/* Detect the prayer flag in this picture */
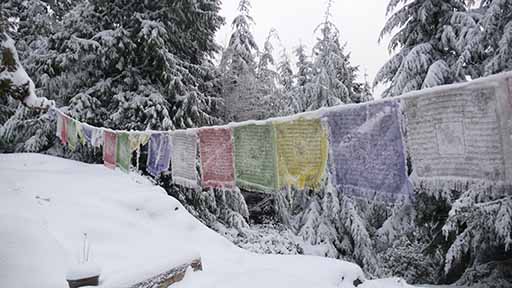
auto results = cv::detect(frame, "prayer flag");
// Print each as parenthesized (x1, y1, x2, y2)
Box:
(198, 127, 235, 189)
(233, 124, 278, 193)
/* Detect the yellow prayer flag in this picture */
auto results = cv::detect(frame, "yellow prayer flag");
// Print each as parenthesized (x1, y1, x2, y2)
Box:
(274, 118, 328, 190)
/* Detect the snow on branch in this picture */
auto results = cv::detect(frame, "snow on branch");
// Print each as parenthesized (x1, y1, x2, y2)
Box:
(0, 33, 54, 110)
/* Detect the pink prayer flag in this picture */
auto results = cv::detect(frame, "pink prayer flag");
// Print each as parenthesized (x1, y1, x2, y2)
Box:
(199, 127, 235, 189)
(61, 115, 69, 145)
(103, 130, 117, 169)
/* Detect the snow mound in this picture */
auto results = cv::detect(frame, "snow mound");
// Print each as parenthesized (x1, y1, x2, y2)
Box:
(0, 153, 406, 288)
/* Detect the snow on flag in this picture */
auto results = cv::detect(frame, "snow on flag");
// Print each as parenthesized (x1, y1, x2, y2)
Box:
(233, 124, 278, 193)
(198, 127, 235, 189)
(171, 130, 198, 188)
(326, 101, 411, 202)
(146, 133, 172, 177)
(274, 118, 328, 190)
(67, 119, 79, 151)
(116, 132, 131, 173)
(405, 83, 510, 183)
(103, 130, 117, 169)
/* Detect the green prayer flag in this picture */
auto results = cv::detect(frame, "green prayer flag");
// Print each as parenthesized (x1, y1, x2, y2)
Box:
(233, 124, 278, 193)
(67, 120, 78, 151)
(116, 132, 131, 173)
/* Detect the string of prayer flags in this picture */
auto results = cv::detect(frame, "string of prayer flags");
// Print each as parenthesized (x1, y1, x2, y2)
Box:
(198, 127, 235, 189)
(274, 118, 328, 190)
(147, 133, 172, 177)
(67, 119, 79, 151)
(103, 130, 117, 169)
(233, 124, 278, 193)
(171, 130, 198, 189)
(326, 101, 411, 202)
(116, 132, 131, 173)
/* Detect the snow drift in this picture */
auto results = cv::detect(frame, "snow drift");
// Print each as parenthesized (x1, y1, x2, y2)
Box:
(0, 153, 412, 288)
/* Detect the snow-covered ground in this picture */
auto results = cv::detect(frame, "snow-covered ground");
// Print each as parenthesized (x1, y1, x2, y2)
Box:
(0, 153, 413, 288)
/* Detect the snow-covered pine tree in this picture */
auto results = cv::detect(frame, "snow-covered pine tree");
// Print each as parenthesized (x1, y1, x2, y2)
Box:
(477, 0, 512, 75)
(360, 71, 374, 103)
(375, 0, 468, 97)
(220, 0, 261, 121)
(41, 0, 223, 131)
(256, 29, 280, 118)
(307, 0, 362, 110)
(278, 49, 294, 94)
(292, 43, 314, 113)
(256, 29, 278, 93)
(1, 0, 61, 151)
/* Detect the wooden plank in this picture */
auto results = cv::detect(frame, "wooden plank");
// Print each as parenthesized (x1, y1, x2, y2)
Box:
(130, 258, 202, 288)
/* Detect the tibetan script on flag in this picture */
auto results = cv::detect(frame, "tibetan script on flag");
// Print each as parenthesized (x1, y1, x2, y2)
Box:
(171, 131, 198, 188)
(233, 124, 278, 193)
(405, 84, 509, 182)
(199, 127, 235, 189)
(274, 118, 328, 190)
(326, 101, 411, 202)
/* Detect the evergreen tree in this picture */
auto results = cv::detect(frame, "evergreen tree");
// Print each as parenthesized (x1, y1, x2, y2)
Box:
(278, 49, 294, 92)
(1, 0, 65, 152)
(452, 0, 512, 76)
(220, 0, 261, 121)
(43, 0, 223, 131)
(307, 0, 362, 110)
(292, 43, 314, 113)
(375, 0, 467, 97)
(256, 29, 279, 117)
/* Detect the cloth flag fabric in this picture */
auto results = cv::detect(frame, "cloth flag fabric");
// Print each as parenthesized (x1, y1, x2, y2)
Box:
(147, 133, 172, 177)
(405, 82, 512, 184)
(67, 119, 78, 151)
(171, 131, 198, 188)
(78, 123, 94, 145)
(198, 127, 235, 189)
(129, 132, 150, 152)
(103, 130, 117, 169)
(274, 118, 328, 190)
(233, 124, 278, 193)
(60, 114, 69, 145)
(326, 101, 411, 202)
(56, 111, 65, 144)
(116, 132, 131, 173)
(90, 126, 104, 148)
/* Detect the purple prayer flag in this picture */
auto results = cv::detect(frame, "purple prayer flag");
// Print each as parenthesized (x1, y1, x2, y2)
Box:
(81, 124, 94, 145)
(325, 101, 412, 203)
(147, 133, 172, 177)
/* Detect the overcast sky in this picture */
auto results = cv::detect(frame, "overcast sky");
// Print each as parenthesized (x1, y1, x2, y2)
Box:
(215, 0, 391, 98)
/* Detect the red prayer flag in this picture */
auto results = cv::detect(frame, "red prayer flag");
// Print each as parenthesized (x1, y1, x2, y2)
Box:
(198, 127, 235, 189)
(103, 130, 117, 169)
